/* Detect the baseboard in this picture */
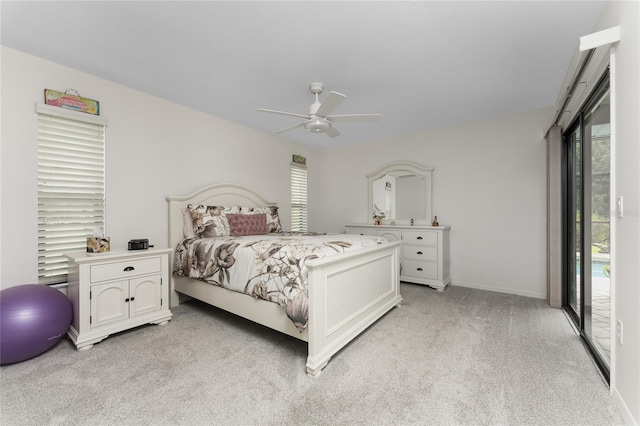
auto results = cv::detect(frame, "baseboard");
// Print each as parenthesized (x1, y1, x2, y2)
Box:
(50, 282, 68, 297)
(612, 387, 638, 425)
(451, 280, 547, 300)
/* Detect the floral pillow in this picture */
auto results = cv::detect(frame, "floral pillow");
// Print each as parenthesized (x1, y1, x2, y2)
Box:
(239, 206, 282, 233)
(226, 213, 269, 236)
(182, 205, 239, 238)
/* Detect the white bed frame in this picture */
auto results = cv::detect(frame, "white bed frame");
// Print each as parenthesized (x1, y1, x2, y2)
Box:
(166, 183, 402, 376)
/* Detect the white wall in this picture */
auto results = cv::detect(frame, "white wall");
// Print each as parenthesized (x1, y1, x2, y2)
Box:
(594, 1, 640, 424)
(0, 45, 550, 300)
(317, 107, 550, 299)
(0, 46, 317, 288)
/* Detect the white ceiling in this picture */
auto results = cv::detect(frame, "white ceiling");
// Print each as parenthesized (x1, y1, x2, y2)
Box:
(1, 1, 606, 149)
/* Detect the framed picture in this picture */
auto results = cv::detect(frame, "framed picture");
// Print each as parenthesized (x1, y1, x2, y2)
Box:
(292, 154, 306, 165)
(44, 89, 100, 115)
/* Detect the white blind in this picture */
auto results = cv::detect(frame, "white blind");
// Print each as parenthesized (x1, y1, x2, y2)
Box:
(385, 188, 392, 218)
(36, 104, 107, 284)
(290, 162, 307, 232)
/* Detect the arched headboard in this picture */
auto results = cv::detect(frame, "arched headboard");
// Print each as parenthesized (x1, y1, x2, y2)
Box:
(166, 183, 277, 252)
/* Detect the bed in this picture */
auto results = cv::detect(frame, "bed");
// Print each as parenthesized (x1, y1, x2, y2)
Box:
(166, 183, 402, 376)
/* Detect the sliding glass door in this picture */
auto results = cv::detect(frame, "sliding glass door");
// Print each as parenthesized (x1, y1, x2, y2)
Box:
(564, 71, 611, 380)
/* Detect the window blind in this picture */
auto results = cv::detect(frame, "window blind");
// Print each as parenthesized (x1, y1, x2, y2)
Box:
(36, 104, 107, 285)
(385, 188, 392, 218)
(290, 162, 307, 232)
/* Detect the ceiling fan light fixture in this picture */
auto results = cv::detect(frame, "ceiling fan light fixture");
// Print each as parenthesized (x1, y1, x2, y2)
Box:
(305, 118, 330, 133)
(258, 83, 381, 139)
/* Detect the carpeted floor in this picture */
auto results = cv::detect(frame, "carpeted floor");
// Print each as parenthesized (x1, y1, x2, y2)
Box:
(0, 284, 625, 425)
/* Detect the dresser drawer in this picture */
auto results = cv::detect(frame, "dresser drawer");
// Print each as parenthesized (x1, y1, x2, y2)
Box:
(402, 260, 438, 280)
(403, 245, 437, 261)
(90, 257, 161, 283)
(403, 230, 438, 246)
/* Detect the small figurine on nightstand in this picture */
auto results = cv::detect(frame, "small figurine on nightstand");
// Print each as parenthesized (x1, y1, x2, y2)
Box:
(432, 216, 439, 227)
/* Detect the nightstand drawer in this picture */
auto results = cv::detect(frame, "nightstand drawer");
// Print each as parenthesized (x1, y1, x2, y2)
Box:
(90, 257, 161, 283)
(403, 245, 437, 261)
(403, 260, 438, 280)
(403, 230, 438, 246)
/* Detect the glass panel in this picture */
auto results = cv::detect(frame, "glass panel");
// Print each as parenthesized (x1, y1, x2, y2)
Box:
(588, 89, 611, 366)
(569, 127, 581, 317)
(563, 72, 610, 381)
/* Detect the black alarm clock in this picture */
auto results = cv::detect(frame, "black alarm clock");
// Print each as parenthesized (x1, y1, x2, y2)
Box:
(128, 239, 149, 250)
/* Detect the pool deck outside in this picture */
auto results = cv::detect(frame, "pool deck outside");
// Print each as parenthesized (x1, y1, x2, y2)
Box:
(591, 276, 611, 364)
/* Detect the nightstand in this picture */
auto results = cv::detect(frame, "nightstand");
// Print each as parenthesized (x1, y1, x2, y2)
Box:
(65, 248, 173, 350)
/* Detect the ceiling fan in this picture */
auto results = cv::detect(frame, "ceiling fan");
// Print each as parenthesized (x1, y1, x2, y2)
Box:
(257, 82, 382, 138)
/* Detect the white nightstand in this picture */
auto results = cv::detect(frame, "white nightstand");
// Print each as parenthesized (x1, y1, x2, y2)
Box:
(65, 248, 173, 350)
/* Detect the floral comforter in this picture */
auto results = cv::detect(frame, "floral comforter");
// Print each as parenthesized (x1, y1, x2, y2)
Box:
(173, 232, 386, 331)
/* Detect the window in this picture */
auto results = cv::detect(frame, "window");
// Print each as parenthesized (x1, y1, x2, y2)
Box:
(290, 159, 307, 232)
(384, 183, 392, 218)
(36, 104, 107, 285)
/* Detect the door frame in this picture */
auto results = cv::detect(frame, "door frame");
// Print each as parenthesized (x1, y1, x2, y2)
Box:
(562, 69, 611, 383)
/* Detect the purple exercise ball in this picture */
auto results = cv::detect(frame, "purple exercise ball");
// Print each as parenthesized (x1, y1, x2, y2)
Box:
(0, 284, 73, 365)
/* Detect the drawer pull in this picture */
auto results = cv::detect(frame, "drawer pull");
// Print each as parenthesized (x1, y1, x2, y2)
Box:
(417, 251, 423, 255)
(416, 236, 423, 240)
(123, 266, 135, 272)
(417, 267, 423, 271)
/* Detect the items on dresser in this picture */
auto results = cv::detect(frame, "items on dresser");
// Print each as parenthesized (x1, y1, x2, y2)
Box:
(65, 248, 173, 350)
(345, 224, 450, 290)
(128, 238, 150, 250)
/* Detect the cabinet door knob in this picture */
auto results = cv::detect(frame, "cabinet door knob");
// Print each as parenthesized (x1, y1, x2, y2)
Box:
(417, 251, 423, 255)
(417, 267, 423, 271)
(124, 297, 136, 303)
(416, 236, 423, 240)
(124, 266, 135, 272)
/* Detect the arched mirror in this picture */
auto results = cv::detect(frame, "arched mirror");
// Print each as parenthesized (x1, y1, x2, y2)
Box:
(367, 161, 433, 225)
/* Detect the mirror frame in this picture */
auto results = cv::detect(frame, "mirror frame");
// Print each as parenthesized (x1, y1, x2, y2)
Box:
(367, 161, 433, 225)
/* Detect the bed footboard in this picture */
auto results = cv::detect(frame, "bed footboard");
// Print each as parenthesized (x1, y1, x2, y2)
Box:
(305, 241, 402, 376)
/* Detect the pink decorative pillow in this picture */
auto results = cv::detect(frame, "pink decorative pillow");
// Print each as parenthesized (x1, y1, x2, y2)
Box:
(239, 206, 282, 233)
(227, 213, 269, 236)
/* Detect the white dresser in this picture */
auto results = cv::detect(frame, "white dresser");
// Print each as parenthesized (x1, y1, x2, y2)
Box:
(65, 248, 173, 349)
(345, 224, 450, 290)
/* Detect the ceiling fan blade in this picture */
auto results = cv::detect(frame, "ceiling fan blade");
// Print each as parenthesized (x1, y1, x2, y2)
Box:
(327, 114, 382, 123)
(315, 91, 347, 117)
(257, 108, 311, 120)
(325, 126, 341, 138)
(273, 122, 306, 135)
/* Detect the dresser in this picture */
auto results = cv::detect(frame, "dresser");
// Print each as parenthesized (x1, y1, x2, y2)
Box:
(65, 248, 173, 350)
(345, 224, 450, 290)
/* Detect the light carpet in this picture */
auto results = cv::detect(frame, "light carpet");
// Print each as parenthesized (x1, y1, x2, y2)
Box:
(0, 284, 625, 425)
